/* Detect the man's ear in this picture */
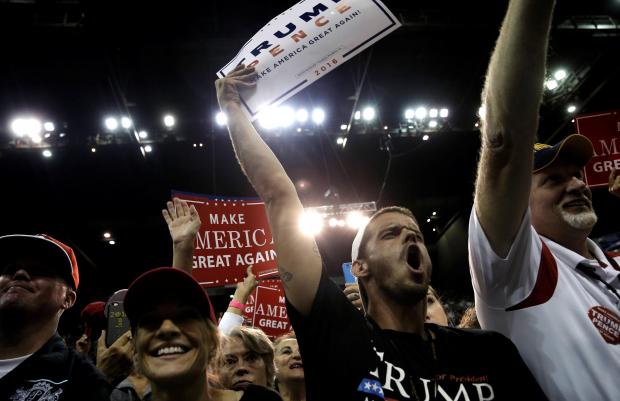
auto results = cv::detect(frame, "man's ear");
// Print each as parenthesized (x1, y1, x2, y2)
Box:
(63, 288, 77, 310)
(351, 260, 369, 279)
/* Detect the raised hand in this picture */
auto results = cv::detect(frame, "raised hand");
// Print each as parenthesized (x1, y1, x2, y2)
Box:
(215, 64, 258, 111)
(162, 197, 201, 248)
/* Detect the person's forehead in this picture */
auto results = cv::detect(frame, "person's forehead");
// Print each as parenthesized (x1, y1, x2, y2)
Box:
(368, 212, 418, 233)
(276, 338, 298, 351)
(223, 337, 250, 355)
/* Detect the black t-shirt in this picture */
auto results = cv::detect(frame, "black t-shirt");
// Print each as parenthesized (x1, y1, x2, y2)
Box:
(287, 271, 548, 401)
(240, 384, 283, 401)
(0, 333, 110, 401)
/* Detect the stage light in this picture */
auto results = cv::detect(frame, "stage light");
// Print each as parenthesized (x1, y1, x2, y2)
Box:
(215, 111, 228, 126)
(91, 147, 97, 153)
(429, 109, 438, 118)
(258, 107, 279, 130)
(362, 107, 375, 121)
(346, 211, 369, 229)
(199, 143, 203, 147)
(299, 211, 323, 236)
(545, 79, 558, 90)
(163, 114, 175, 128)
(144, 145, 153, 153)
(404, 109, 415, 119)
(340, 124, 348, 130)
(432, 211, 437, 216)
(439, 108, 449, 118)
(384, 126, 388, 130)
(422, 134, 429, 141)
(138, 130, 148, 139)
(554, 69, 567, 81)
(478, 106, 486, 119)
(42, 149, 52, 158)
(43, 122, 55, 132)
(297, 128, 302, 132)
(567, 105, 577, 113)
(415, 107, 427, 120)
(103, 232, 111, 239)
(336, 137, 344, 145)
(296, 108, 309, 123)
(105, 117, 118, 131)
(328, 217, 339, 227)
(59, 133, 66, 138)
(11, 117, 42, 138)
(31, 134, 42, 144)
(429, 120, 438, 128)
(44, 133, 51, 139)
(121, 117, 132, 129)
(427, 218, 431, 223)
(354, 110, 361, 120)
(108, 240, 116, 245)
(279, 106, 296, 127)
(312, 108, 325, 125)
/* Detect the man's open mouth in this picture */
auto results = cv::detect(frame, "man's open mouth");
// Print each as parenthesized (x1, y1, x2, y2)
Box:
(407, 246, 421, 271)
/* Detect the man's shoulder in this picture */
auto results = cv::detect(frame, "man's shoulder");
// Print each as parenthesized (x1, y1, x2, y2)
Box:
(432, 324, 514, 348)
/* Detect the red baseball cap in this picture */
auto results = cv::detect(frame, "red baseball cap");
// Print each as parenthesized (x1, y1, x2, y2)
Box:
(124, 267, 216, 330)
(0, 234, 79, 289)
(80, 301, 106, 338)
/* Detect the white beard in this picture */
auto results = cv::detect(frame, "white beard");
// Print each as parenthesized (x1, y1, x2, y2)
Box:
(559, 208, 598, 230)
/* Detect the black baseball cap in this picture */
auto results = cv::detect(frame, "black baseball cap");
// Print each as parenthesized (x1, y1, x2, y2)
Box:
(124, 267, 216, 330)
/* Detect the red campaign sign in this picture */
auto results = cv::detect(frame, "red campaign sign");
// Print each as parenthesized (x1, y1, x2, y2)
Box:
(172, 191, 279, 287)
(243, 280, 291, 338)
(575, 110, 620, 187)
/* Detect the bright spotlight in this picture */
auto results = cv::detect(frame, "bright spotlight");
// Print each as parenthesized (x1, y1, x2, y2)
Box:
(215, 111, 228, 126)
(362, 107, 375, 121)
(545, 79, 559, 90)
(346, 212, 369, 230)
(415, 107, 427, 120)
(432, 211, 437, 216)
(104, 117, 119, 131)
(103, 232, 111, 239)
(163, 114, 175, 128)
(11, 117, 42, 138)
(121, 117, 132, 129)
(311, 108, 325, 125)
(439, 108, 449, 118)
(478, 106, 486, 119)
(257, 107, 280, 130)
(328, 217, 339, 227)
(429, 109, 438, 118)
(91, 147, 97, 153)
(31, 134, 42, 144)
(296, 108, 309, 123)
(340, 124, 348, 130)
(299, 211, 324, 236)
(554, 69, 567, 81)
(43, 122, 55, 132)
(279, 106, 296, 127)
(138, 130, 148, 139)
(429, 120, 438, 128)
(108, 240, 116, 245)
(336, 137, 344, 145)
(144, 145, 153, 153)
(404, 109, 415, 119)
(422, 134, 429, 141)
(567, 105, 577, 113)
(354, 110, 361, 120)
(42, 149, 52, 158)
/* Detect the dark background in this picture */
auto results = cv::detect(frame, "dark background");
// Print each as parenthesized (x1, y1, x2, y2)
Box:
(0, 0, 619, 333)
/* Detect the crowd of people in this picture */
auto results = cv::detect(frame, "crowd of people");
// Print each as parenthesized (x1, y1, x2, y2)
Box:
(1, 1, 619, 400)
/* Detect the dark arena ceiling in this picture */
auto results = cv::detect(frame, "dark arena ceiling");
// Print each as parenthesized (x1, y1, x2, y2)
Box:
(1, 0, 619, 331)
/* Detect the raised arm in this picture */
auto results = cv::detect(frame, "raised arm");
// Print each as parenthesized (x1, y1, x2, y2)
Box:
(215, 65, 321, 315)
(474, 0, 555, 257)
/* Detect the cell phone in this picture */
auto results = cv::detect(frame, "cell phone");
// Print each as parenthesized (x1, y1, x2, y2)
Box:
(342, 262, 357, 284)
(104, 289, 130, 347)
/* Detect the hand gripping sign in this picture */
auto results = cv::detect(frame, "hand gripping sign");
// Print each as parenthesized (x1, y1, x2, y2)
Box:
(575, 110, 620, 187)
(217, 0, 401, 119)
(172, 191, 279, 287)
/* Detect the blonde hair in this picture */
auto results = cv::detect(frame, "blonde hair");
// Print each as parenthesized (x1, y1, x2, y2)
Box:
(219, 326, 275, 388)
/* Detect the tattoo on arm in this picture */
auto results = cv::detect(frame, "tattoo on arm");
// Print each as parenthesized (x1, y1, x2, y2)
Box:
(279, 267, 293, 285)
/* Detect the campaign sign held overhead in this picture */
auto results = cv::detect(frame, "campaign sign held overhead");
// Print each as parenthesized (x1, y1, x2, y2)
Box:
(217, 0, 401, 119)
(172, 191, 279, 287)
(575, 110, 620, 187)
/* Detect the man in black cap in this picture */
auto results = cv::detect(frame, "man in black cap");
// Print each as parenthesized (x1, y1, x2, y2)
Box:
(469, 0, 620, 400)
(0, 234, 110, 400)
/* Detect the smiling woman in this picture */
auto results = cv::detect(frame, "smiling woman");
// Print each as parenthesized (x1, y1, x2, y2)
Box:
(124, 267, 283, 401)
